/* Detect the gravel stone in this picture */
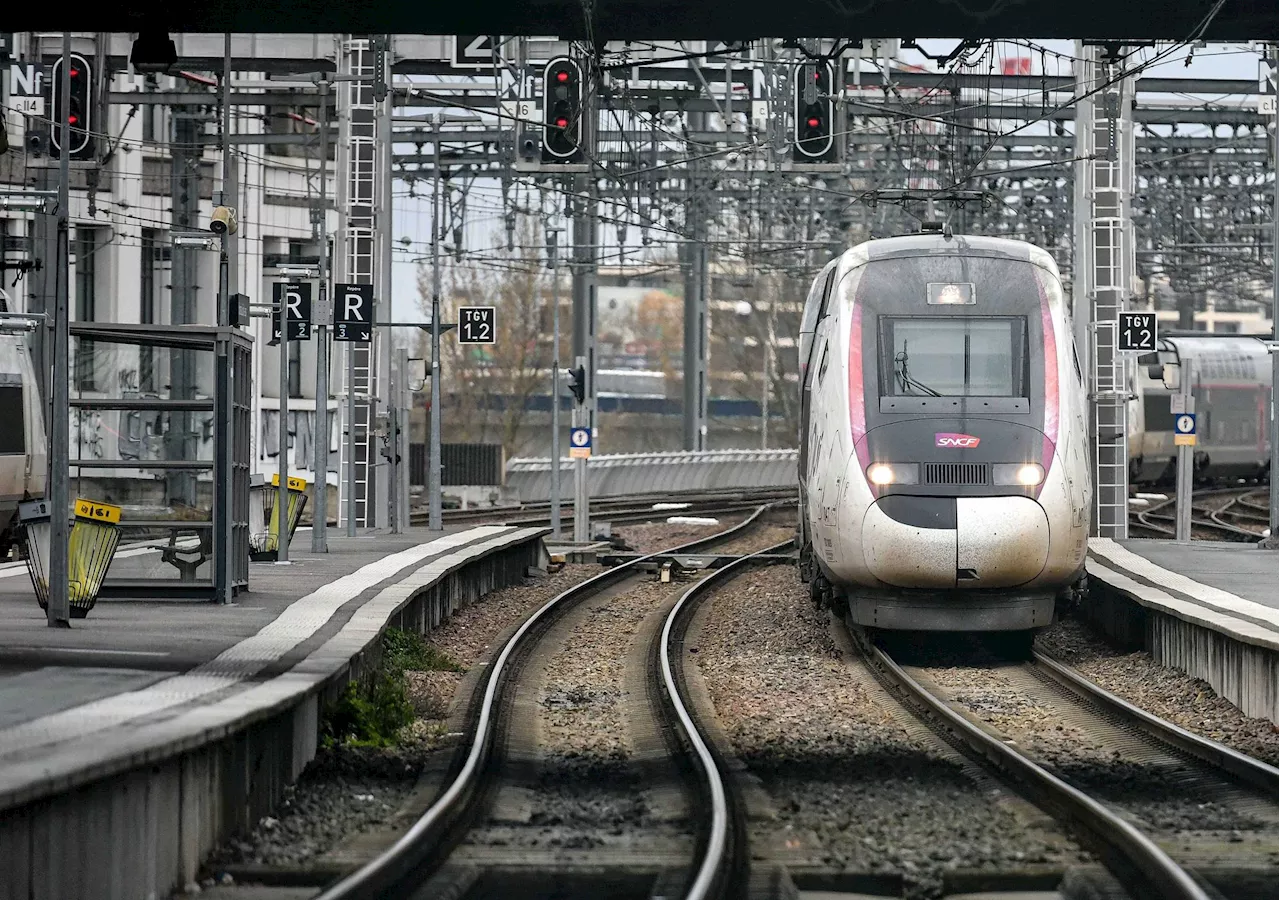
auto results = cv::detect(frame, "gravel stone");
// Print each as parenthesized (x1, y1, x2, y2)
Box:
(203, 744, 430, 870)
(201, 564, 603, 876)
(713, 523, 794, 556)
(915, 651, 1272, 835)
(425, 563, 599, 670)
(1036, 618, 1278, 767)
(614, 516, 743, 553)
(468, 522, 787, 855)
(694, 566, 1088, 899)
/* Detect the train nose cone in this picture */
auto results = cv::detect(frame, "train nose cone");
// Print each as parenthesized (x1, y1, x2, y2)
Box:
(862, 495, 1049, 589)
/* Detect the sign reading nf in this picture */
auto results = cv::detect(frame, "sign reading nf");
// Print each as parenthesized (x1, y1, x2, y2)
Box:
(1117, 311, 1157, 352)
(569, 427, 592, 459)
(333, 283, 373, 342)
(6, 63, 45, 116)
(458, 306, 496, 344)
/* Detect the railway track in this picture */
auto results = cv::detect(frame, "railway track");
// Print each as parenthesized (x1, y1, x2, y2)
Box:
(412, 487, 796, 529)
(311, 506, 791, 900)
(854, 630, 1279, 900)
(1130, 487, 1271, 541)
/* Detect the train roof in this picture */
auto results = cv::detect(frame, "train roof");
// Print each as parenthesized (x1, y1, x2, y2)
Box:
(843, 233, 1060, 276)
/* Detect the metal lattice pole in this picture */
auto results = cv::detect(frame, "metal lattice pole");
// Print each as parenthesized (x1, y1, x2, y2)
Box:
(428, 120, 444, 532)
(47, 31, 71, 627)
(313, 80, 331, 552)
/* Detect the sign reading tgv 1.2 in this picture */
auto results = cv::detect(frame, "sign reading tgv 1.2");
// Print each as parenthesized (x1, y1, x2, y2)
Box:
(1117, 311, 1157, 352)
(458, 306, 496, 344)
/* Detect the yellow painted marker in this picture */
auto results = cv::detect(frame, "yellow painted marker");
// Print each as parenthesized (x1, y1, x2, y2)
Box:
(74, 498, 122, 524)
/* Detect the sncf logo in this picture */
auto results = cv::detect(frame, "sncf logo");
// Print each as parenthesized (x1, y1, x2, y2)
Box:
(936, 432, 981, 448)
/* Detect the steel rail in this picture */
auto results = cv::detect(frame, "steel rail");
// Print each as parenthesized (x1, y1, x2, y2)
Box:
(865, 642, 1212, 900)
(312, 505, 777, 900)
(658, 538, 793, 900)
(1032, 651, 1278, 793)
(418, 486, 795, 526)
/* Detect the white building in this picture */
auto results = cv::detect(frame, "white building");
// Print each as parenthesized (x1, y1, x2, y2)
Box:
(1, 33, 342, 514)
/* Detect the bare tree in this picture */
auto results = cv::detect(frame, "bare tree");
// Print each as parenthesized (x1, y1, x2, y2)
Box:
(711, 270, 803, 447)
(417, 217, 557, 459)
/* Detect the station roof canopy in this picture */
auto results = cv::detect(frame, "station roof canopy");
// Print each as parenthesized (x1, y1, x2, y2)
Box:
(5, 0, 1277, 41)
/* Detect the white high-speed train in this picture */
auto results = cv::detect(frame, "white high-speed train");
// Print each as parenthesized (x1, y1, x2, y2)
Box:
(1129, 334, 1273, 484)
(0, 300, 48, 558)
(798, 232, 1093, 634)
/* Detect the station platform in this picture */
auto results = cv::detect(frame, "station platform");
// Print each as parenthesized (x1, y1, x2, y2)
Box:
(1084, 537, 1278, 723)
(0, 523, 550, 900)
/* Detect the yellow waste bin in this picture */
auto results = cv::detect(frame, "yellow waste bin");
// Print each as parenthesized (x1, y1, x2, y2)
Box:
(19, 497, 122, 618)
(249, 475, 308, 560)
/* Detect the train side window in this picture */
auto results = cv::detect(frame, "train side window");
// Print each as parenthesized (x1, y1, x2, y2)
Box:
(816, 267, 838, 321)
(817, 343, 830, 384)
(1071, 341, 1083, 384)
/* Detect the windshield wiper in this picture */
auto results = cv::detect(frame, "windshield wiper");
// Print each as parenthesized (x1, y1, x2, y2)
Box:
(894, 347, 941, 397)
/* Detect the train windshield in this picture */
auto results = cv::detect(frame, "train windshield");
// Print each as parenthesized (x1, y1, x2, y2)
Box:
(879, 316, 1028, 398)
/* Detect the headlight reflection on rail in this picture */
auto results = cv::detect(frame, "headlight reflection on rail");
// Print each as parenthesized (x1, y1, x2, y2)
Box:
(992, 463, 1045, 486)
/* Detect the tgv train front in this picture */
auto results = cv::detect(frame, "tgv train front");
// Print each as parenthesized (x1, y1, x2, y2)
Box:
(802, 235, 1091, 632)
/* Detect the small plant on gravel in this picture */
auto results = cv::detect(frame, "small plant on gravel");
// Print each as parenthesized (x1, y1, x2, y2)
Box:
(322, 629, 455, 748)
(322, 674, 414, 749)
(382, 627, 464, 674)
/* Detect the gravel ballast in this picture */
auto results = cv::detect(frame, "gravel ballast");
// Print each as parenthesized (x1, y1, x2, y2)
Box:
(202, 564, 602, 876)
(614, 516, 743, 553)
(1035, 618, 1278, 767)
(466, 521, 788, 856)
(911, 647, 1275, 837)
(693, 565, 1089, 899)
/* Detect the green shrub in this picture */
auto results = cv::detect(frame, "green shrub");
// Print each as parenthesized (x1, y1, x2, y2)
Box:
(382, 627, 464, 674)
(320, 629, 464, 748)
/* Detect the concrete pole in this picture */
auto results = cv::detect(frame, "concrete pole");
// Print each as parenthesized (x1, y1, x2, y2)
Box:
(313, 81, 331, 552)
(428, 122, 444, 532)
(47, 32, 71, 627)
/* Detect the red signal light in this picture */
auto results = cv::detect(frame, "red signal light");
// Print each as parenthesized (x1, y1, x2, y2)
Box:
(69, 114, 79, 124)
(555, 116, 569, 128)
(807, 117, 821, 128)
(70, 67, 80, 77)
(556, 70, 570, 83)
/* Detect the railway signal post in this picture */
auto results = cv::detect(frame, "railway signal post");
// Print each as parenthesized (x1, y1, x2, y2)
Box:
(1173, 362, 1197, 543)
(569, 358, 590, 542)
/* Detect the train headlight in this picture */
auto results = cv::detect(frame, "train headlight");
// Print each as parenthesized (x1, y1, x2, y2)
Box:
(866, 463, 918, 485)
(993, 463, 1045, 486)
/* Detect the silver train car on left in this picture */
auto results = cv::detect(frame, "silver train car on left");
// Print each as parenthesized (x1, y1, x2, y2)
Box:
(797, 233, 1092, 634)
(0, 313, 48, 558)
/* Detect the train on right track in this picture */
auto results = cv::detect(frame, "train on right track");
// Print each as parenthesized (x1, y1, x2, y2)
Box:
(796, 231, 1272, 637)
(1128, 333, 1273, 485)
